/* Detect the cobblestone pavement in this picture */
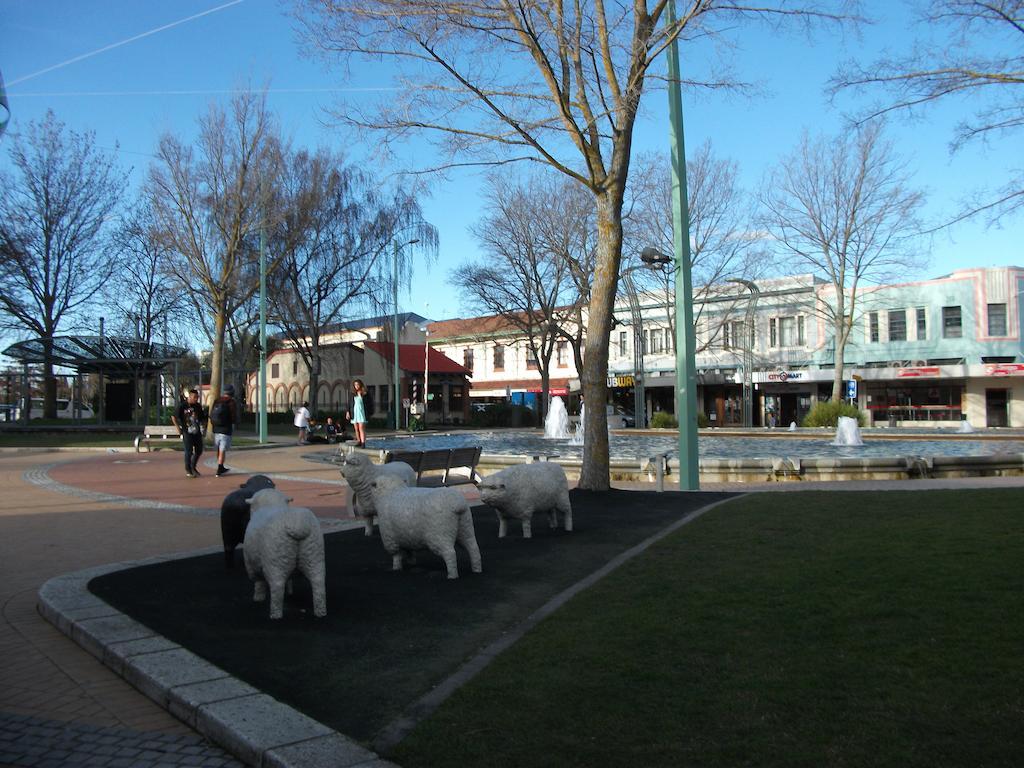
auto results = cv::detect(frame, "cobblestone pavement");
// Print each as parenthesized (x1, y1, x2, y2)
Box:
(0, 712, 244, 768)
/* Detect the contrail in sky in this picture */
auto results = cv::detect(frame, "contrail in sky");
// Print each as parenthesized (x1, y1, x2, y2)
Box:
(8, 0, 245, 86)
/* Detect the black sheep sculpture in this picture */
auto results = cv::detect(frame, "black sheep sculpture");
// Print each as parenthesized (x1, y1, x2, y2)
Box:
(220, 474, 276, 568)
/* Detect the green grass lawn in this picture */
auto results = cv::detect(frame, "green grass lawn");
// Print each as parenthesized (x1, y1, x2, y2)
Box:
(394, 490, 1024, 768)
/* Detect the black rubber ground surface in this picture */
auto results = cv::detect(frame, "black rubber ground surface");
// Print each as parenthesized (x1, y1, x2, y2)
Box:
(89, 489, 735, 743)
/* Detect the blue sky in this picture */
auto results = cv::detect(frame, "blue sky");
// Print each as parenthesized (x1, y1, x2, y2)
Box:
(2, 0, 1019, 330)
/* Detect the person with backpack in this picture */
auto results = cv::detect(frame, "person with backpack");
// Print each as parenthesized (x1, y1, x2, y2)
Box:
(211, 384, 238, 477)
(172, 388, 207, 478)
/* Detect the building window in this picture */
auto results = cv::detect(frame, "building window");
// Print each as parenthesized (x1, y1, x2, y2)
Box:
(869, 312, 880, 343)
(779, 317, 796, 347)
(797, 316, 805, 346)
(942, 306, 962, 338)
(917, 307, 927, 340)
(292, 360, 298, 375)
(377, 384, 389, 413)
(463, 347, 474, 370)
(727, 321, 742, 350)
(769, 318, 777, 347)
(647, 329, 663, 356)
(556, 341, 567, 367)
(988, 303, 1007, 336)
(271, 363, 279, 379)
(642, 329, 649, 355)
(526, 350, 538, 370)
(618, 331, 627, 356)
(888, 309, 907, 342)
(722, 321, 732, 349)
(493, 345, 504, 371)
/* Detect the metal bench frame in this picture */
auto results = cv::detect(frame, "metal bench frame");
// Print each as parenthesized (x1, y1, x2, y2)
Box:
(134, 425, 180, 452)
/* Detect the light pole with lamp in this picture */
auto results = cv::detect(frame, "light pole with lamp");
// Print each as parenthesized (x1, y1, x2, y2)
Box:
(726, 278, 760, 428)
(662, 0, 699, 490)
(392, 238, 419, 431)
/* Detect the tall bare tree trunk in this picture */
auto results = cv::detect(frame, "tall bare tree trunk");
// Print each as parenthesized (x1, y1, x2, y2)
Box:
(580, 190, 625, 490)
(209, 309, 227, 412)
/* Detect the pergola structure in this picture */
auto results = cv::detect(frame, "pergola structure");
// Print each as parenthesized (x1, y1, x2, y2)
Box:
(3, 335, 188, 424)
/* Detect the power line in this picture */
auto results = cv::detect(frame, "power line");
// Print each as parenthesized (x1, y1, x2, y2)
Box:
(9, 87, 401, 98)
(7, 0, 245, 86)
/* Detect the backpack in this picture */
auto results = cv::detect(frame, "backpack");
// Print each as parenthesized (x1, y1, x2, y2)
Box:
(211, 398, 231, 428)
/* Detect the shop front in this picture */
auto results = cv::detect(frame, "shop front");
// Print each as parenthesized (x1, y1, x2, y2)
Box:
(752, 369, 824, 427)
(861, 366, 966, 426)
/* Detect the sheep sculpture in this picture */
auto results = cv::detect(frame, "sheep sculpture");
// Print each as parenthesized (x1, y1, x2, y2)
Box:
(220, 474, 276, 568)
(478, 462, 573, 539)
(243, 488, 327, 619)
(339, 452, 418, 535)
(369, 474, 482, 579)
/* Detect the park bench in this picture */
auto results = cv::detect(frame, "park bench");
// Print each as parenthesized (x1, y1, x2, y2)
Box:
(134, 425, 180, 453)
(384, 446, 483, 487)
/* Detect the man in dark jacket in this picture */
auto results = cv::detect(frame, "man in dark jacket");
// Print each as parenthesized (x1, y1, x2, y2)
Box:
(211, 384, 239, 477)
(172, 389, 207, 478)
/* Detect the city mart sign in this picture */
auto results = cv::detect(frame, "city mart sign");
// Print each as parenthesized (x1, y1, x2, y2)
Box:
(752, 370, 808, 384)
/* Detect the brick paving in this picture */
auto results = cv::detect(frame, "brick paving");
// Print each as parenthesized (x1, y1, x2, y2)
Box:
(0, 444, 363, 768)
(0, 712, 244, 768)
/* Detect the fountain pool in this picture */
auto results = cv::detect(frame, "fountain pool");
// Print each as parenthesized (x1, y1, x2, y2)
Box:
(366, 430, 1024, 461)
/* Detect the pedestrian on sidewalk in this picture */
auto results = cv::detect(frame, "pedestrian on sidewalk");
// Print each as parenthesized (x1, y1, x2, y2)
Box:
(294, 401, 311, 445)
(172, 389, 207, 478)
(211, 384, 238, 477)
(346, 379, 368, 448)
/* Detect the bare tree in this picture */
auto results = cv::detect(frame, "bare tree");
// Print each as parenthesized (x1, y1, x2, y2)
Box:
(831, 0, 1024, 224)
(625, 141, 769, 352)
(0, 110, 126, 417)
(760, 121, 925, 399)
(148, 91, 283, 409)
(269, 147, 438, 412)
(457, 173, 583, 423)
(295, 0, 853, 488)
(107, 199, 189, 344)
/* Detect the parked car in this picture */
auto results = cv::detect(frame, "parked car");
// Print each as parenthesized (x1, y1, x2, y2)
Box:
(12, 398, 95, 420)
(613, 404, 636, 428)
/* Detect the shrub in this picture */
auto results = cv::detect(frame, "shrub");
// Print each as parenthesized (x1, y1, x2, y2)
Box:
(802, 400, 866, 428)
(650, 411, 678, 429)
(697, 413, 710, 429)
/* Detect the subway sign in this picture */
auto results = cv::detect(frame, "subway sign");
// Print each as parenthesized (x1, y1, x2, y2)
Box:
(608, 375, 635, 387)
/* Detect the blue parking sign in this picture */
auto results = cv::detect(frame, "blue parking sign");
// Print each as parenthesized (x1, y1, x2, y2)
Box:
(846, 379, 858, 400)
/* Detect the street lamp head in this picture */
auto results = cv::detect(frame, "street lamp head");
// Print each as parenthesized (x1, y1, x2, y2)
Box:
(407, 238, 420, 246)
(640, 246, 672, 267)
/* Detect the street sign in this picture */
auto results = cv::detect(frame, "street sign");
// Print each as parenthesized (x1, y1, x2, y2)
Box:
(846, 379, 858, 400)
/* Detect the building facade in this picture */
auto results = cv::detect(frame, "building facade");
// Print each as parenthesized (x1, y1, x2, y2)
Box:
(245, 313, 471, 425)
(429, 266, 1024, 428)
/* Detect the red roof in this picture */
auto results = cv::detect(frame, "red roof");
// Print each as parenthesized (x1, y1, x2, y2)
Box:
(363, 342, 470, 375)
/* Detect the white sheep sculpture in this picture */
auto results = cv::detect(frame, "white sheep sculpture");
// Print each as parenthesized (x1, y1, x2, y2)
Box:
(340, 452, 418, 535)
(369, 474, 482, 579)
(478, 462, 573, 539)
(243, 488, 327, 620)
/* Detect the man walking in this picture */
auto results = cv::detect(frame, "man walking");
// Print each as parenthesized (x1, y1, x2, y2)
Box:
(294, 401, 311, 445)
(211, 384, 238, 477)
(172, 389, 206, 478)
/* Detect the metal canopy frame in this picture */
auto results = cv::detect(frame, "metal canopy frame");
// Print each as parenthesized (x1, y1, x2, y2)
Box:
(3, 335, 187, 377)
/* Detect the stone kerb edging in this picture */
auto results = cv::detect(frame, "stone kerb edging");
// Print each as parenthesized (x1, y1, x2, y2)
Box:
(38, 553, 396, 768)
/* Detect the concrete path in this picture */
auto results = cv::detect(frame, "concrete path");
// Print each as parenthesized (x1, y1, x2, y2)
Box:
(3, 442, 1023, 768)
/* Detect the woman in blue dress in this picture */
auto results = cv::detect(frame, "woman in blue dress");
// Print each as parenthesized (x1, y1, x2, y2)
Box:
(346, 379, 368, 447)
